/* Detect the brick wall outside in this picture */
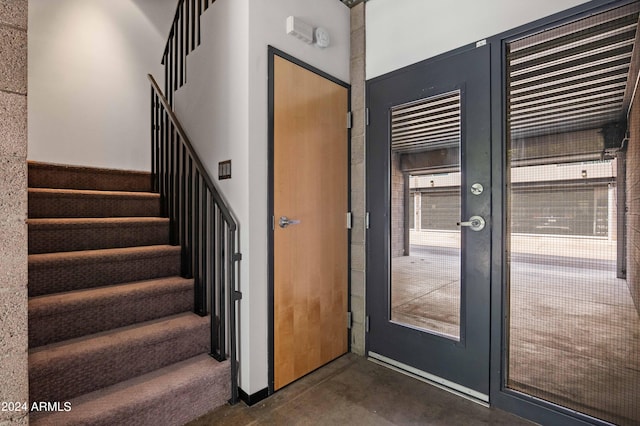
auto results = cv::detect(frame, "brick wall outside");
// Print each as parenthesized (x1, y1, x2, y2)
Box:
(627, 86, 640, 315)
(0, 0, 29, 424)
(391, 152, 406, 257)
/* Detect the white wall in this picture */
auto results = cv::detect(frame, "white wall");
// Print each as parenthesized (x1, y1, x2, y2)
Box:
(366, 0, 591, 79)
(247, 0, 350, 395)
(174, 0, 350, 395)
(173, 0, 252, 390)
(28, 0, 176, 171)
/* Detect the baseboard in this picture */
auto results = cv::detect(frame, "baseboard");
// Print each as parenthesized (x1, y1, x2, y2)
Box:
(238, 387, 269, 406)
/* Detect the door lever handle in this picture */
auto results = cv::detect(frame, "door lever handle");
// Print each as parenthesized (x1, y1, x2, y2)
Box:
(279, 216, 301, 228)
(457, 215, 485, 232)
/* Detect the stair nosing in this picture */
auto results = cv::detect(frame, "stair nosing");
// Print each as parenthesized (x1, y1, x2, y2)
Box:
(28, 187, 160, 198)
(28, 245, 180, 266)
(27, 217, 169, 229)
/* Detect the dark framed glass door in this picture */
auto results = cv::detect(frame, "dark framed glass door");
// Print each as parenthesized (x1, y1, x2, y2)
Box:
(366, 44, 491, 399)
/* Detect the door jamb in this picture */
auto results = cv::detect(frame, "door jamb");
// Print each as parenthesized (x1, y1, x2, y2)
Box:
(267, 46, 352, 395)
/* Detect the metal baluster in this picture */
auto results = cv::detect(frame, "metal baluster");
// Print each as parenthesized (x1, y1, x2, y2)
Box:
(229, 225, 238, 404)
(202, 188, 209, 319)
(197, 0, 202, 45)
(190, 0, 196, 52)
(168, 125, 176, 239)
(161, 112, 167, 215)
(151, 90, 156, 192)
(179, 2, 184, 87)
(171, 131, 180, 244)
(194, 172, 203, 315)
(186, 157, 193, 279)
(219, 218, 226, 360)
(173, 22, 178, 102)
(185, 0, 190, 54)
(210, 204, 219, 357)
(168, 36, 172, 107)
(180, 145, 188, 275)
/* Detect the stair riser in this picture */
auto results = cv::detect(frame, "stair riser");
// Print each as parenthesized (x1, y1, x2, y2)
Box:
(29, 253, 181, 297)
(28, 223, 170, 254)
(29, 194, 161, 218)
(29, 320, 210, 403)
(29, 285, 193, 347)
(29, 162, 152, 192)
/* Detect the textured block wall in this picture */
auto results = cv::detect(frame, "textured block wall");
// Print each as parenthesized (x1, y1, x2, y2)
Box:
(350, 2, 366, 355)
(628, 86, 639, 315)
(0, 0, 29, 424)
(390, 152, 406, 257)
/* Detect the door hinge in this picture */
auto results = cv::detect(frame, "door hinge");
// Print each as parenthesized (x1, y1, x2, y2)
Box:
(346, 212, 352, 229)
(365, 212, 370, 229)
(365, 315, 370, 333)
(347, 111, 353, 129)
(365, 108, 370, 126)
(347, 311, 353, 329)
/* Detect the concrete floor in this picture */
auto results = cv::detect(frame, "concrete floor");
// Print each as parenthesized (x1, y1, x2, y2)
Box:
(187, 354, 534, 426)
(391, 236, 640, 425)
(191, 234, 638, 426)
(508, 258, 639, 425)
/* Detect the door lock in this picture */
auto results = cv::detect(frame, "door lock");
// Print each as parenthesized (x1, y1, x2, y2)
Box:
(457, 215, 485, 232)
(279, 216, 301, 228)
(470, 183, 484, 195)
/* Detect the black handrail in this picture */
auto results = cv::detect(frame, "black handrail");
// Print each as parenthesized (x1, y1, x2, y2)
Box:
(148, 73, 241, 404)
(161, 0, 215, 107)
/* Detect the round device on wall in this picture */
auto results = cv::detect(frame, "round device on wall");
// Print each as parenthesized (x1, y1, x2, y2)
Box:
(314, 27, 330, 48)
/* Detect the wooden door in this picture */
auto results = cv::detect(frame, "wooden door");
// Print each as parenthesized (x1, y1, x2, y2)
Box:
(271, 52, 349, 391)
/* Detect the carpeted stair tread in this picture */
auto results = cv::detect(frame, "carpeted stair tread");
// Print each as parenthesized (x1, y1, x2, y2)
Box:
(28, 217, 170, 254)
(28, 188, 161, 218)
(30, 354, 230, 426)
(29, 313, 210, 403)
(28, 245, 181, 297)
(26, 162, 225, 422)
(28, 161, 152, 192)
(29, 277, 194, 347)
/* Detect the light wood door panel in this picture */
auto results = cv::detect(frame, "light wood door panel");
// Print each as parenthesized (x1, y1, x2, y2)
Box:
(273, 55, 348, 390)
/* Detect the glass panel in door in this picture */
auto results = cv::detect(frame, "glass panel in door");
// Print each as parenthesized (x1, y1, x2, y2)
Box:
(505, 4, 640, 424)
(390, 92, 462, 341)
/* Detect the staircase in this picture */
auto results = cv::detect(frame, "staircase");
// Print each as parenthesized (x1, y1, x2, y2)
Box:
(27, 161, 229, 426)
